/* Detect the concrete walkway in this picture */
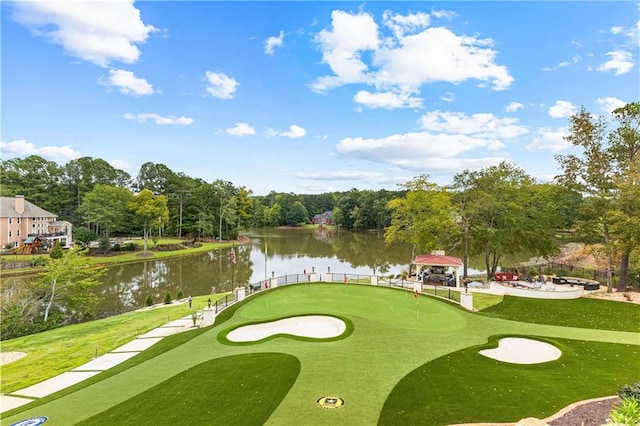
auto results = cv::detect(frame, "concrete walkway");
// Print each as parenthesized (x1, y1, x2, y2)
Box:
(0, 307, 218, 414)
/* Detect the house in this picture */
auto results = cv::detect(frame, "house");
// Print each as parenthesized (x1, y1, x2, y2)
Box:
(311, 210, 333, 225)
(0, 195, 73, 249)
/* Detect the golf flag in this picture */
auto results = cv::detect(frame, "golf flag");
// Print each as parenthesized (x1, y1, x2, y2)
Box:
(414, 289, 418, 298)
(230, 244, 236, 264)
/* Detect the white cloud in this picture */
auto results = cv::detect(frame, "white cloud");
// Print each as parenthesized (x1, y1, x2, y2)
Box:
(382, 10, 430, 38)
(596, 97, 626, 114)
(266, 125, 307, 139)
(419, 110, 528, 140)
(99, 69, 154, 96)
(311, 10, 379, 93)
(295, 170, 398, 183)
(548, 100, 577, 118)
(526, 128, 570, 152)
(226, 122, 256, 137)
(205, 71, 239, 99)
(430, 8, 458, 20)
(336, 131, 507, 172)
(542, 55, 581, 71)
(441, 92, 455, 102)
(505, 102, 524, 112)
(353, 89, 422, 109)
(10, 1, 156, 67)
(597, 50, 634, 75)
(0, 139, 80, 162)
(311, 10, 513, 102)
(123, 113, 193, 125)
(264, 31, 284, 55)
(610, 26, 624, 35)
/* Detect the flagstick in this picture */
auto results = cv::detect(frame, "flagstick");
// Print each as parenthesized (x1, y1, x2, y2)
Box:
(416, 295, 419, 320)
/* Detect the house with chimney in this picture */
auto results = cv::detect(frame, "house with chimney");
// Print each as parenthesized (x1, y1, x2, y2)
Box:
(0, 195, 72, 250)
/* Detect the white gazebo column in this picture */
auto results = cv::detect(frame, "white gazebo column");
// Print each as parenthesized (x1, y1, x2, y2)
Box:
(456, 266, 462, 288)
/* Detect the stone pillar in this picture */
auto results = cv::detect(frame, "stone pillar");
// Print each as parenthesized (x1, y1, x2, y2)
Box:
(460, 293, 473, 311)
(413, 281, 421, 294)
(370, 275, 378, 286)
(325, 273, 333, 282)
(236, 287, 246, 302)
(309, 272, 318, 282)
(269, 277, 278, 289)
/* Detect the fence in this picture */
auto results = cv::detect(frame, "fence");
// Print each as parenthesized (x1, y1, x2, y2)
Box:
(242, 272, 463, 305)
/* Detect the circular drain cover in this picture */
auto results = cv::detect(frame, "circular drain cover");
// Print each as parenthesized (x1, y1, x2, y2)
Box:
(316, 396, 345, 409)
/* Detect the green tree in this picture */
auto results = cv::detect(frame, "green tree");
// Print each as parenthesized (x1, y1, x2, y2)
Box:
(128, 189, 169, 255)
(78, 184, 133, 239)
(556, 108, 617, 292)
(385, 176, 458, 273)
(50, 240, 63, 259)
(38, 247, 104, 323)
(73, 227, 97, 247)
(285, 201, 309, 225)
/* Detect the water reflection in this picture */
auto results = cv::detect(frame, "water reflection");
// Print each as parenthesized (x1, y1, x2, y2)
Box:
(93, 228, 414, 316)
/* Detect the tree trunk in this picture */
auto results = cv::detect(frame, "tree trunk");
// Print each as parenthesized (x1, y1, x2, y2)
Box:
(603, 226, 613, 293)
(143, 226, 149, 255)
(618, 250, 629, 292)
(43, 277, 57, 322)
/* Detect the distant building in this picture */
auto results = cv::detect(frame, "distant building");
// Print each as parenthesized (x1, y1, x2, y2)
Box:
(311, 210, 333, 225)
(0, 195, 72, 249)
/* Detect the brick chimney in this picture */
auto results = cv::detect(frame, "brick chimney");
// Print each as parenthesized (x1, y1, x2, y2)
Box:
(15, 195, 25, 214)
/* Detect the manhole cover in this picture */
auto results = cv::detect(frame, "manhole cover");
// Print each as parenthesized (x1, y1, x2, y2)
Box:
(316, 396, 345, 409)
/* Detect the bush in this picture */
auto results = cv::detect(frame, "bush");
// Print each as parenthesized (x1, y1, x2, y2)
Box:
(123, 242, 136, 251)
(31, 257, 47, 267)
(164, 292, 172, 305)
(4, 243, 13, 250)
(50, 241, 63, 259)
(619, 382, 640, 402)
(177, 290, 184, 300)
(110, 244, 121, 252)
(145, 295, 154, 307)
(607, 397, 640, 425)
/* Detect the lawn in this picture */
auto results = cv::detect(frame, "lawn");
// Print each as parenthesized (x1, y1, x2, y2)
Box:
(0, 294, 229, 394)
(2, 284, 638, 425)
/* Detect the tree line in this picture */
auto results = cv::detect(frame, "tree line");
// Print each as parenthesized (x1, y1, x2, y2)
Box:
(1, 103, 638, 292)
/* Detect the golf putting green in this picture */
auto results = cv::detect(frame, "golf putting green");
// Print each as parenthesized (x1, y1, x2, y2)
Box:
(3, 284, 638, 426)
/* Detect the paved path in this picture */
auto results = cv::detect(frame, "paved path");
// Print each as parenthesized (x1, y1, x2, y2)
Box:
(0, 308, 218, 414)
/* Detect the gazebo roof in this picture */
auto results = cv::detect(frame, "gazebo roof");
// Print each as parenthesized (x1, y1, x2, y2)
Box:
(413, 254, 463, 267)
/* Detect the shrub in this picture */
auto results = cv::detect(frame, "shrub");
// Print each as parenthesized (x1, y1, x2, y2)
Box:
(619, 382, 640, 402)
(49, 241, 63, 259)
(123, 242, 136, 251)
(145, 295, 154, 307)
(164, 292, 172, 305)
(177, 290, 184, 300)
(4, 243, 13, 250)
(31, 257, 47, 267)
(110, 243, 121, 252)
(607, 397, 640, 425)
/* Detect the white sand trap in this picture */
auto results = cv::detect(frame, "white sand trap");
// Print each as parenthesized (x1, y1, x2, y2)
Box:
(480, 338, 561, 364)
(1, 351, 26, 365)
(227, 315, 346, 342)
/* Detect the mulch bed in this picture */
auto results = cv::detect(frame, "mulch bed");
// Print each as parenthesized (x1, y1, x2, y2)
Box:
(547, 397, 620, 426)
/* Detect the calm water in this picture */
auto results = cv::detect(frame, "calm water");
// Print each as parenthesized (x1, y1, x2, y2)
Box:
(95, 228, 415, 316)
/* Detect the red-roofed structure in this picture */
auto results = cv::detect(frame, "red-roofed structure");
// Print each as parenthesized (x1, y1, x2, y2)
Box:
(413, 253, 463, 288)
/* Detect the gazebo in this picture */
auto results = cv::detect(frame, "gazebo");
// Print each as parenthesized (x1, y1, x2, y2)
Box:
(412, 252, 463, 288)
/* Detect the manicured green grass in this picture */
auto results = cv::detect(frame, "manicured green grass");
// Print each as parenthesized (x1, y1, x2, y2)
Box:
(0, 294, 229, 394)
(3, 284, 638, 426)
(472, 292, 504, 310)
(380, 336, 640, 425)
(78, 353, 301, 426)
(478, 295, 640, 332)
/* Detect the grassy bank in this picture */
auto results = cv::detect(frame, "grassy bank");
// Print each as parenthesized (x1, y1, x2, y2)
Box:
(0, 293, 229, 393)
(0, 239, 235, 276)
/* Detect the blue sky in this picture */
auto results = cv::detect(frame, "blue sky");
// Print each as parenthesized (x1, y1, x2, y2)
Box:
(2, 1, 638, 195)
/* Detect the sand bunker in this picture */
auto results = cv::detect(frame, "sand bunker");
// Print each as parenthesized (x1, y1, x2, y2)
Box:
(227, 315, 346, 342)
(479, 338, 561, 364)
(1, 352, 26, 366)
